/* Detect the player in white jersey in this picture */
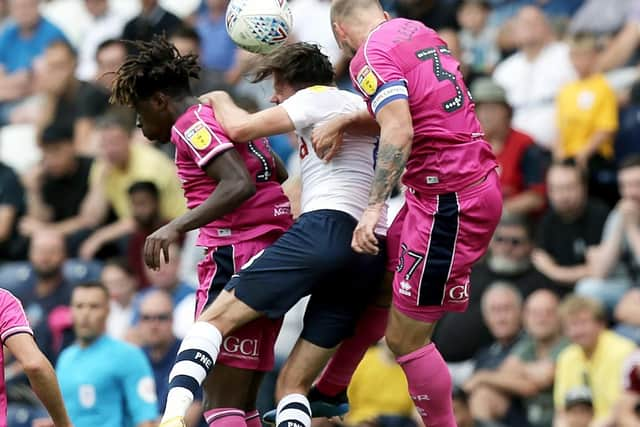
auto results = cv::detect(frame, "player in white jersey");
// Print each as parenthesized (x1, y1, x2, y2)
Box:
(169, 42, 391, 426)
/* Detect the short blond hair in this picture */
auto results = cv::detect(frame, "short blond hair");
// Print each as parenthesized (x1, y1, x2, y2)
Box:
(330, 0, 383, 22)
(559, 294, 606, 323)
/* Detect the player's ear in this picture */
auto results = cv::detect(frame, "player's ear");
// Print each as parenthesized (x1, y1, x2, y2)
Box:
(383, 11, 390, 21)
(150, 92, 169, 111)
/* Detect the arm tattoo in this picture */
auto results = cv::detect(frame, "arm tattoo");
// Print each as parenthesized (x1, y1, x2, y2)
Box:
(368, 142, 410, 206)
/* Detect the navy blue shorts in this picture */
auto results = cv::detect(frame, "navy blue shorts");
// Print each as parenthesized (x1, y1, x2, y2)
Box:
(226, 210, 386, 348)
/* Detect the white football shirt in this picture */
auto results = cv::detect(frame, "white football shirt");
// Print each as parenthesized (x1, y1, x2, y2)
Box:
(281, 86, 387, 235)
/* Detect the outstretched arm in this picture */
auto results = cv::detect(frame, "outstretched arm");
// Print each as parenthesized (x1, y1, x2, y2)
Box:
(312, 109, 380, 160)
(352, 99, 412, 255)
(144, 149, 255, 269)
(6, 333, 72, 427)
(200, 91, 295, 142)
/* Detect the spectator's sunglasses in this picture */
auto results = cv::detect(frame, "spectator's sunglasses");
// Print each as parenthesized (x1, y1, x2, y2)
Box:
(140, 313, 172, 322)
(493, 235, 526, 246)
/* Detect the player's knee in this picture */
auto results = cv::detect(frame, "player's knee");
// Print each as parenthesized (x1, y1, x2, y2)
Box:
(384, 325, 431, 357)
(197, 291, 258, 336)
(275, 370, 309, 402)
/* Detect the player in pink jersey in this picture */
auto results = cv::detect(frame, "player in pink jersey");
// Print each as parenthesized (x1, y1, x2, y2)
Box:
(301, 1, 502, 425)
(110, 36, 292, 427)
(0, 288, 72, 427)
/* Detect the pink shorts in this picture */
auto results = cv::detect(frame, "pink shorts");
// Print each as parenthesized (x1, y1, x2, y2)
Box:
(388, 170, 502, 322)
(195, 232, 283, 372)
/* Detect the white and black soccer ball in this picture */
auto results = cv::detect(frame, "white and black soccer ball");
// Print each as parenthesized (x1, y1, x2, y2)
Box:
(225, 0, 293, 55)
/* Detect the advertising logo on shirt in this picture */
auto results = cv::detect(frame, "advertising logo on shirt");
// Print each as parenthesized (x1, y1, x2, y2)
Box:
(79, 384, 96, 408)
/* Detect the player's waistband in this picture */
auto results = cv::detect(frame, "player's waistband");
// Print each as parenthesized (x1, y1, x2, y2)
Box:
(405, 168, 498, 200)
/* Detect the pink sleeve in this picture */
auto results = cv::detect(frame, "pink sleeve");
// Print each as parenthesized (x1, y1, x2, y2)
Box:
(0, 290, 32, 344)
(356, 40, 409, 116)
(174, 105, 235, 169)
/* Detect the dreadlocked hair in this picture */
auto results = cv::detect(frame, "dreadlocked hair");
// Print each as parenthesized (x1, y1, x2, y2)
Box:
(110, 34, 200, 107)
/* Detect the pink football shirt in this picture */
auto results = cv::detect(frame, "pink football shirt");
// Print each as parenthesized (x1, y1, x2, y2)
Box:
(0, 289, 33, 425)
(171, 104, 292, 247)
(349, 18, 497, 195)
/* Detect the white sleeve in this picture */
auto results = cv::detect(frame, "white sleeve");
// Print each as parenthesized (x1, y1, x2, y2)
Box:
(280, 88, 327, 131)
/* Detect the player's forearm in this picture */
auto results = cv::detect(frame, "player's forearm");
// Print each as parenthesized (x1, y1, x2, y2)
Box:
(368, 128, 412, 207)
(174, 179, 256, 233)
(204, 92, 254, 142)
(24, 354, 72, 426)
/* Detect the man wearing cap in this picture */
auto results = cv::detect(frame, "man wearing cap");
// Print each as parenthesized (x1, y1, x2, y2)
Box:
(564, 386, 595, 427)
(471, 77, 546, 216)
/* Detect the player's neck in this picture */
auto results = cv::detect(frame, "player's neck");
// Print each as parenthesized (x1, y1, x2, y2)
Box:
(171, 96, 201, 121)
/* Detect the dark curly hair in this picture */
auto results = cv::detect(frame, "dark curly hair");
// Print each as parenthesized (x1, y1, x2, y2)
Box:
(110, 35, 200, 107)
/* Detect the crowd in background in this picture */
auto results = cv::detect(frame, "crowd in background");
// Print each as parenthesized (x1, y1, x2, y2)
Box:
(1, 0, 640, 426)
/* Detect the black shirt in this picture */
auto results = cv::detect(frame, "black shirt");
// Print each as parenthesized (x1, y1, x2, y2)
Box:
(122, 6, 182, 45)
(395, 0, 460, 30)
(52, 81, 99, 134)
(433, 261, 554, 362)
(42, 157, 93, 221)
(76, 83, 111, 120)
(537, 199, 610, 267)
(0, 162, 26, 259)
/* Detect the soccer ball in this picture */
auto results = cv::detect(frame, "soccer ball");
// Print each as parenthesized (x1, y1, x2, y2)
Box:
(225, 0, 293, 54)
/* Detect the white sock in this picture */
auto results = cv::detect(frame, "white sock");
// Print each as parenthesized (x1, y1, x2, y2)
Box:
(276, 393, 311, 427)
(161, 322, 222, 422)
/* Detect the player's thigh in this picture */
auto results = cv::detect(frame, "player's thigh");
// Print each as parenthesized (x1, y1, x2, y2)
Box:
(385, 305, 437, 357)
(203, 364, 264, 411)
(227, 211, 361, 321)
(275, 339, 336, 401)
(391, 174, 502, 326)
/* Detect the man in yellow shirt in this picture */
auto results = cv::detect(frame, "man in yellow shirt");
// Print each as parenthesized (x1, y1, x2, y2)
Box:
(80, 113, 186, 259)
(556, 32, 619, 204)
(346, 342, 416, 426)
(554, 295, 636, 424)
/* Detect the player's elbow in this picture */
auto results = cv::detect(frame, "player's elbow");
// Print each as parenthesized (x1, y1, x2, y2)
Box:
(384, 122, 413, 147)
(227, 125, 253, 143)
(234, 179, 256, 202)
(21, 353, 50, 378)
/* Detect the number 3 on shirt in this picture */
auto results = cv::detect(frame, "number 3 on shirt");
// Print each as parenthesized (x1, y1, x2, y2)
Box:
(416, 46, 465, 113)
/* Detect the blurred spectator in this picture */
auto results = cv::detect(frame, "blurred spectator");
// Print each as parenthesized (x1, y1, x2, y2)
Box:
(78, 113, 186, 260)
(467, 290, 567, 427)
(563, 386, 595, 427)
(0, 0, 67, 125)
(452, 388, 480, 427)
(20, 124, 93, 257)
(554, 295, 636, 424)
(127, 181, 168, 289)
(132, 244, 196, 338)
(434, 213, 553, 364)
(169, 26, 232, 96)
(577, 155, 640, 310)
(289, 0, 342, 66)
(194, 0, 236, 72)
(463, 282, 526, 426)
(121, 0, 181, 46)
(615, 80, 640, 165)
(616, 350, 640, 425)
(457, 0, 500, 78)
(593, 0, 640, 71)
(556, 33, 619, 205)
(395, 0, 459, 30)
(76, 0, 127, 82)
(138, 290, 203, 427)
(345, 342, 417, 427)
(493, 6, 576, 150)
(101, 258, 138, 340)
(0, 160, 26, 260)
(568, 0, 632, 36)
(56, 282, 158, 427)
(36, 41, 106, 153)
(532, 162, 609, 290)
(471, 77, 546, 216)
(75, 39, 128, 154)
(13, 230, 72, 361)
